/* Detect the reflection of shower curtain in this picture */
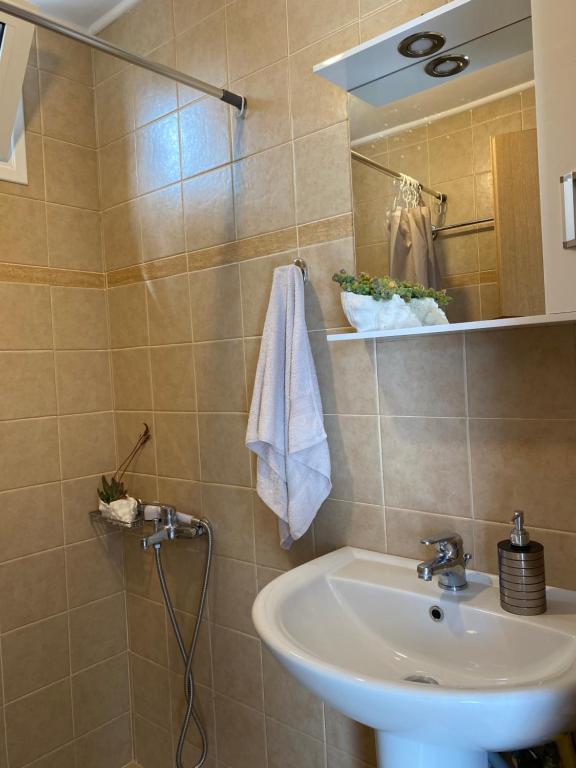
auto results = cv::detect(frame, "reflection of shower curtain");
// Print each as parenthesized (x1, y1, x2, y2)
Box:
(389, 206, 440, 289)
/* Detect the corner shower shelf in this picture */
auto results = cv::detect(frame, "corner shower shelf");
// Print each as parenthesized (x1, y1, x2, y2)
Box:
(327, 311, 576, 342)
(89, 509, 144, 530)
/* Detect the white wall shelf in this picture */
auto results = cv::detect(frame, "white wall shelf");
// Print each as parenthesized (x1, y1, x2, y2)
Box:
(327, 312, 576, 342)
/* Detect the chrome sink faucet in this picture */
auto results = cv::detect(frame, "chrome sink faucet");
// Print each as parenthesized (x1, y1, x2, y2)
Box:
(140, 503, 207, 550)
(417, 532, 472, 591)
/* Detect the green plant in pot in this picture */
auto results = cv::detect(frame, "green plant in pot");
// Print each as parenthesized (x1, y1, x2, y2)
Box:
(97, 423, 151, 524)
(332, 270, 451, 331)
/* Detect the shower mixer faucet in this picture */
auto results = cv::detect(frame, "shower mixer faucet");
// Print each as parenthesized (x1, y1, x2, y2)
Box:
(139, 503, 208, 550)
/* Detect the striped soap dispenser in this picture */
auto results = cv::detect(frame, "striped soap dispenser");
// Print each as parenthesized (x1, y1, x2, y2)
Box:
(497, 511, 547, 616)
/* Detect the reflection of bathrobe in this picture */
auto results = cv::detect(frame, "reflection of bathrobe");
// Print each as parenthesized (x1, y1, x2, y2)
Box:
(389, 206, 440, 289)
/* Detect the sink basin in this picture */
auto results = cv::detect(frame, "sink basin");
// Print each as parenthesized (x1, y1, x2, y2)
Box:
(252, 547, 576, 768)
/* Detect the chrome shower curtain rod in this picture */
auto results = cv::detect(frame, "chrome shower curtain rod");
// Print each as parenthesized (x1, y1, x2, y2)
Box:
(0, 0, 247, 112)
(351, 150, 447, 203)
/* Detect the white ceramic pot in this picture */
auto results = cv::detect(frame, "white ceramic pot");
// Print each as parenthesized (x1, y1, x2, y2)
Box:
(409, 297, 449, 326)
(99, 496, 138, 524)
(341, 292, 421, 332)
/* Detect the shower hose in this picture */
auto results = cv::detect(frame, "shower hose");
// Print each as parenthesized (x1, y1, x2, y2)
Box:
(153, 520, 213, 768)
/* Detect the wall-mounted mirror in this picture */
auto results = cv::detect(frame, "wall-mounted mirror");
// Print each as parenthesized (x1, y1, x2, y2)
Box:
(318, 0, 547, 330)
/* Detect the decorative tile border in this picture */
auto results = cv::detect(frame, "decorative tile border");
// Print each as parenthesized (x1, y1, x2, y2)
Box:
(106, 254, 188, 288)
(0, 262, 105, 288)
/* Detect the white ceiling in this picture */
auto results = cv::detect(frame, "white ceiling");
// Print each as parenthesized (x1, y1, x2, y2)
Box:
(33, 0, 136, 32)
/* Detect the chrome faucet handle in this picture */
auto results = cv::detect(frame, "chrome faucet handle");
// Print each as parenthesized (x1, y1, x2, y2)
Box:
(420, 532, 463, 553)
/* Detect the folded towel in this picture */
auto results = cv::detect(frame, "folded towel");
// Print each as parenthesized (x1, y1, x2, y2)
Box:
(246, 264, 331, 548)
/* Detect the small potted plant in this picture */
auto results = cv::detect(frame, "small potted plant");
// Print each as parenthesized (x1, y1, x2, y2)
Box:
(332, 271, 451, 332)
(98, 423, 151, 524)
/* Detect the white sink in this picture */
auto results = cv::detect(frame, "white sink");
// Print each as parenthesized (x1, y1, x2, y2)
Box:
(252, 547, 576, 768)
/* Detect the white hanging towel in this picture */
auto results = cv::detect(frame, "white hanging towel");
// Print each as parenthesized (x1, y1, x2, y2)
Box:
(246, 264, 331, 549)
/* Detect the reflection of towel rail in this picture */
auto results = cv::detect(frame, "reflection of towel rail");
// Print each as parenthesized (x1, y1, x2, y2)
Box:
(432, 217, 495, 235)
(351, 150, 447, 203)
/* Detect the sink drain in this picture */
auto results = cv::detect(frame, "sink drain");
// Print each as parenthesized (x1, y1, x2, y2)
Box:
(404, 674, 439, 686)
(429, 605, 444, 622)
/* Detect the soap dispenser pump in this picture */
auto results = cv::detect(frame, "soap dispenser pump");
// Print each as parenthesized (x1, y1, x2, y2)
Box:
(497, 511, 546, 615)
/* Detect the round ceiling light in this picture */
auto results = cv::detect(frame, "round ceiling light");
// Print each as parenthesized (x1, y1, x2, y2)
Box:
(424, 54, 470, 78)
(397, 32, 446, 58)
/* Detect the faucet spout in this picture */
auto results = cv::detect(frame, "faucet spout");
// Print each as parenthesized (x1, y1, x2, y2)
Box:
(416, 533, 471, 591)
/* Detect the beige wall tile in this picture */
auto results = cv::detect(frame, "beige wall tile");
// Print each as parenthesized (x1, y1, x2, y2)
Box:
(0, 352, 56, 420)
(213, 624, 264, 710)
(215, 695, 267, 768)
(134, 715, 173, 768)
(0, 418, 60, 492)
(472, 93, 522, 125)
(294, 122, 351, 225)
(234, 143, 295, 239)
(475, 172, 494, 219)
(56, 351, 113, 415)
(59, 411, 116, 479)
(66, 534, 124, 607)
(109, 283, 149, 349)
(132, 654, 171, 728)
(385, 507, 473, 561)
(267, 718, 325, 768)
(40, 71, 96, 148)
(99, 134, 139, 209)
(388, 142, 429, 184)
(174, 0, 224, 31)
(195, 339, 247, 412)
(133, 42, 178, 128)
(0, 284, 52, 350)
(51, 287, 109, 349)
(23, 65, 42, 133)
(0, 484, 63, 561)
(428, 109, 471, 139)
(72, 654, 130, 735)
(315, 499, 386, 555)
(472, 113, 522, 174)
(301, 238, 355, 331)
(377, 334, 466, 417)
(69, 593, 127, 672)
(115, 411, 156, 475)
(124, 532, 164, 603)
(310, 333, 378, 415)
(167, 612, 211, 686)
(5, 679, 73, 768)
(75, 714, 132, 768)
(162, 535, 212, 614)
(470, 418, 576, 532)
(46, 204, 102, 272)
(198, 413, 251, 485)
(467, 326, 576, 419)
(180, 98, 231, 179)
(360, 0, 442, 40)
(96, 68, 135, 146)
(183, 166, 235, 251)
(37, 28, 93, 85)
(137, 113, 182, 195)
(151, 344, 197, 411)
(23, 744, 75, 768)
(103, 200, 142, 272)
(435, 231, 479, 277)
(155, 411, 200, 480)
(324, 415, 383, 505)
(227, 0, 288, 81)
(429, 128, 473, 184)
(480, 282, 500, 320)
(44, 138, 99, 210)
(157, 477, 201, 516)
(210, 555, 257, 634)
(262, 645, 324, 738)
(202, 484, 255, 561)
(147, 274, 193, 345)
(189, 264, 242, 341)
(176, 10, 228, 106)
(127, 593, 168, 666)
(325, 705, 377, 766)
(445, 284, 481, 323)
(140, 183, 185, 262)
(112, 348, 153, 410)
(2, 614, 70, 701)
(287, 0, 358, 52)
(0, 548, 67, 631)
(381, 416, 471, 517)
(232, 60, 291, 160)
(290, 25, 359, 140)
(0, 195, 47, 266)
(62, 475, 104, 544)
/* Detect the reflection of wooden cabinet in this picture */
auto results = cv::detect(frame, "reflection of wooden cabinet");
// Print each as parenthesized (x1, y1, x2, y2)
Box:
(492, 129, 545, 317)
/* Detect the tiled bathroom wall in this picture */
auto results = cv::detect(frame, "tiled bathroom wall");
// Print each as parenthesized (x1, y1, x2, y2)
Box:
(90, 1, 576, 768)
(353, 88, 537, 323)
(1, 0, 575, 767)
(0, 29, 131, 768)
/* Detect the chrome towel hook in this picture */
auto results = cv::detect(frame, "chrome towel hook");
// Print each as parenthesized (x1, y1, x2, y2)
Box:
(293, 258, 308, 283)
